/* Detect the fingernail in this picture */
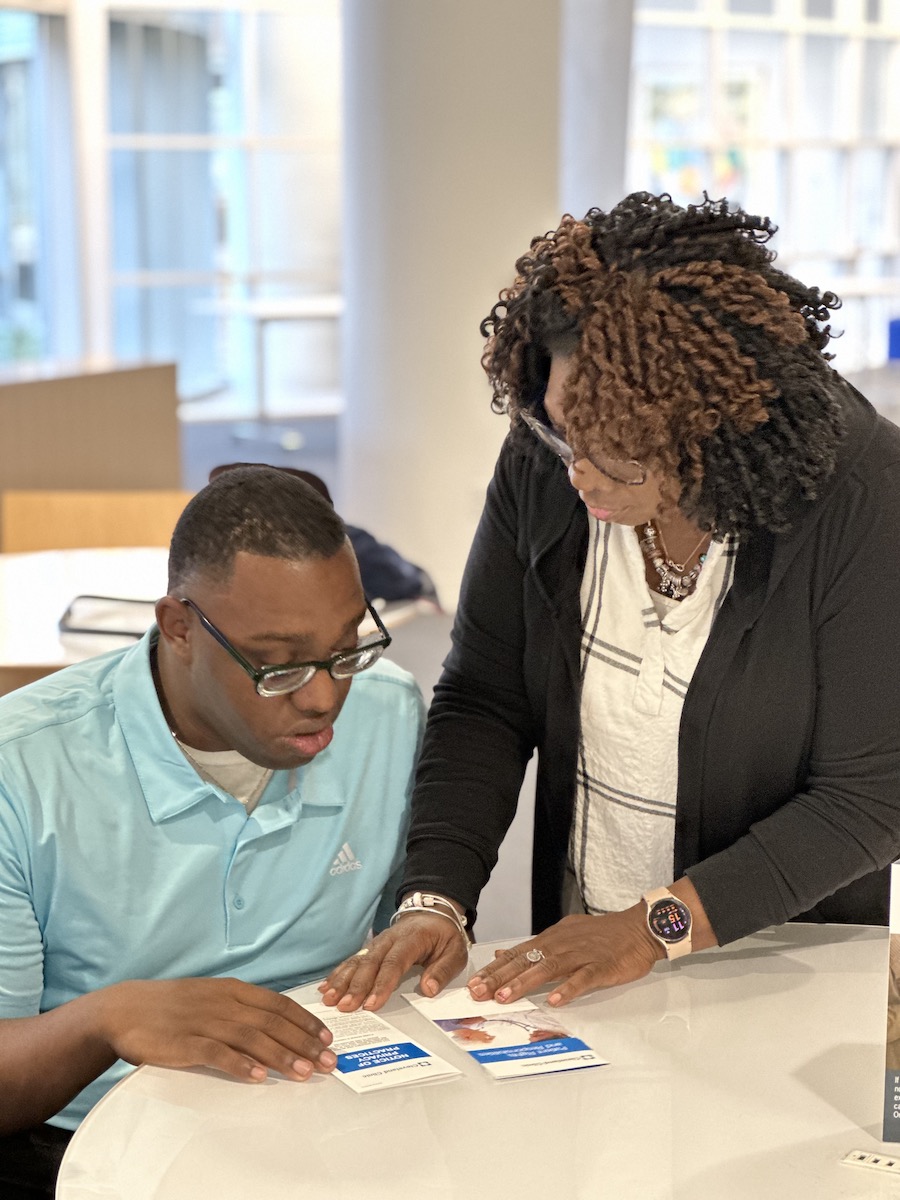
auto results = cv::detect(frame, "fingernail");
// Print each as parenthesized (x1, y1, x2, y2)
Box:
(291, 1059, 312, 1079)
(469, 982, 487, 998)
(363, 994, 378, 1009)
(423, 979, 438, 996)
(250, 1065, 267, 1081)
(548, 992, 562, 1006)
(496, 988, 511, 1002)
(319, 1027, 333, 1044)
(317, 1050, 337, 1069)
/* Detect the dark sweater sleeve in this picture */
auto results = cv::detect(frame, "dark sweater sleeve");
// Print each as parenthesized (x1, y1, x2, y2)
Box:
(687, 449, 900, 943)
(400, 441, 538, 917)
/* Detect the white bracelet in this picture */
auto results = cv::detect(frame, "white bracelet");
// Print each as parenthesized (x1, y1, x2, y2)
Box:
(390, 906, 466, 937)
(391, 891, 470, 941)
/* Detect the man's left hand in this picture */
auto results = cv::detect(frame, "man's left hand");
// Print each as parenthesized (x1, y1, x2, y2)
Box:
(466, 907, 664, 1007)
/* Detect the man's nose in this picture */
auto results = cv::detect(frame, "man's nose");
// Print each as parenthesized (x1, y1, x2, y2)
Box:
(290, 666, 340, 714)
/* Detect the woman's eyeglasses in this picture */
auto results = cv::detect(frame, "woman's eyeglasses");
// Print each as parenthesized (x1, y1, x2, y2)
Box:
(519, 409, 646, 487)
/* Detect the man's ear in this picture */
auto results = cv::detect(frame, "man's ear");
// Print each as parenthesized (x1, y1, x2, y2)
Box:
(156, 596, 193, 661)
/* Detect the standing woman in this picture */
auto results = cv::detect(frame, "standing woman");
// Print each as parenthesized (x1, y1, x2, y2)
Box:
(322, 192, 900, 1012)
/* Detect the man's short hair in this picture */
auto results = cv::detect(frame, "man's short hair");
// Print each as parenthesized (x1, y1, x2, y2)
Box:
(168, 465, 347, 591)
(208, 463, 334, 506)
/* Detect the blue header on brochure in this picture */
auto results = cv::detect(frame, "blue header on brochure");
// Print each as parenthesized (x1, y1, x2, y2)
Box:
(336, 1042, 429, 1073)
(469, 1036, 590, 1063)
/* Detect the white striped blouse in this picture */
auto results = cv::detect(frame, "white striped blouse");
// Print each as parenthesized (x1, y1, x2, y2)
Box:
(569, 517, 737, 914)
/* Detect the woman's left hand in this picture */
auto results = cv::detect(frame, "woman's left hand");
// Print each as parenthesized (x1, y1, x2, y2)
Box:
(466, 907, 664, 1007)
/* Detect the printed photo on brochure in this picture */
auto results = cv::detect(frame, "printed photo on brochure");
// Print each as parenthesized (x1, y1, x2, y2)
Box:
(403, 987, 609, 1080)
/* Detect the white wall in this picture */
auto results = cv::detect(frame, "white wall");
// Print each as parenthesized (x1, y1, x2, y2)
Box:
(341, 0, 562, 606)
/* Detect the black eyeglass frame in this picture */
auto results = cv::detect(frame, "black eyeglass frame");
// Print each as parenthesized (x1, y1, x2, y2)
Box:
(519, 408, 647, 487)
(179, 596, 392, 697)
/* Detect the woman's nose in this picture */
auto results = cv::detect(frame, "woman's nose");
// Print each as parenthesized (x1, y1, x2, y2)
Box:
(568, 457, 610, 493)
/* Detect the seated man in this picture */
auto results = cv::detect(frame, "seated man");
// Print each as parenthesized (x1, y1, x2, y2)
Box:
(0, 467, 424, 1196)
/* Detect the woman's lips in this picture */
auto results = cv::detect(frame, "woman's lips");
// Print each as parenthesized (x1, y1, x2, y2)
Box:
(585, 503, 619, 522)
(284, 725, 334, 758)
(578, 489, 620, 523)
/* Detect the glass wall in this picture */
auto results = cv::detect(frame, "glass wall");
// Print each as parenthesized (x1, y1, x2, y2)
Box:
(4, 1, 898, 386)
(0, 10, 79, 365)
(107, 4, 341, 406)
(628, 0, 900, 369)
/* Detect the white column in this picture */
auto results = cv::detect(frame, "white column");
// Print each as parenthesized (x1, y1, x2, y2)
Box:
(68, 0, 112, 364)
(341, 0, 561, 606)
(560, 0, 635, 216)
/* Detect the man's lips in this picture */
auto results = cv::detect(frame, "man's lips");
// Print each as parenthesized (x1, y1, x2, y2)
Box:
(283, 725, 334, 757)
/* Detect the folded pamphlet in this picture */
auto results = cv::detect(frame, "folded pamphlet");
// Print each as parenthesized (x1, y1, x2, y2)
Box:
(307, 1002, 461, 1094)
(402, 987, 608, 1080)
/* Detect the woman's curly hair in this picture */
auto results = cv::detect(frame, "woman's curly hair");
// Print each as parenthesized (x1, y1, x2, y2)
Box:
(480, 192, 845, 535)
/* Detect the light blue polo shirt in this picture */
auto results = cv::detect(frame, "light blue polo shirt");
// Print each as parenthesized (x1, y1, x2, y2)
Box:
(0, 632, 424, 1130)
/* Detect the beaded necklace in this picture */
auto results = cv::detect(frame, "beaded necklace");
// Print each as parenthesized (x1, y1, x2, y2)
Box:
(640, 521, 713, 601)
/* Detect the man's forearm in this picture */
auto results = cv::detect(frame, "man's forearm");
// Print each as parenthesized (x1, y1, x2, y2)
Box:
(0, 992, 117, 1134)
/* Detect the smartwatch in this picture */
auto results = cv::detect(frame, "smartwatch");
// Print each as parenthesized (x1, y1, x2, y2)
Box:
(642, 887, 693, 959)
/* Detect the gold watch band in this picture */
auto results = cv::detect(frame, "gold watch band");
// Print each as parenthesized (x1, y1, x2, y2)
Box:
(643, 887, 693, 960)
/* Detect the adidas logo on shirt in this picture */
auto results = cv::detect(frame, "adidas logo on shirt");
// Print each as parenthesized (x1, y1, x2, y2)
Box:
(330, 842, 363, 875)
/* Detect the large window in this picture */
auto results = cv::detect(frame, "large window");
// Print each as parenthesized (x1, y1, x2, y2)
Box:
(5, 1, 899, 389)
(0, 10, 79, 365)
(0, 1, 341, 418)
(107, 4, 341, 409)
(629, 0, 900, 369)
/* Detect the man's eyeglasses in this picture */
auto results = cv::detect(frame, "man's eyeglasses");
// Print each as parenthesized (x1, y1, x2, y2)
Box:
(179, 597, 392, 698)
(519, 408, 646, 487)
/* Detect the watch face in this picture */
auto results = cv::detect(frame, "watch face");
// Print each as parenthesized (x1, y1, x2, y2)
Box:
(648, 897, 691, 943)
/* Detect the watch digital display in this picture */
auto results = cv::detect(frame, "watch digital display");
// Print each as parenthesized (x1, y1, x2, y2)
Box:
(648, 897, 691, 943)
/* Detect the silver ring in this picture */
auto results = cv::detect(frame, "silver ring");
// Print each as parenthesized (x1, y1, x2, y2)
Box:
(355, 947, 370, 957)
(525, 947, 545, 964)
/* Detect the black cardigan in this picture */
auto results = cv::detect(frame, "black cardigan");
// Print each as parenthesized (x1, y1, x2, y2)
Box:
(402, 379, 900, 943)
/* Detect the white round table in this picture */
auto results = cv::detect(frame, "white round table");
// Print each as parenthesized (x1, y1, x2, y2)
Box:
(0, 547, 415, 690)
(0, 547, 168, 667)
(56, 924, 893, 1199)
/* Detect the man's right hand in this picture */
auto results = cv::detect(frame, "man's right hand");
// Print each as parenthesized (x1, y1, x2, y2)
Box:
(96, 977, 336, 1082)
(317, 914, 469, 1012)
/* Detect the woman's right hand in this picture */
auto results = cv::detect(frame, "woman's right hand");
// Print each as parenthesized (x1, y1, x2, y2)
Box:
(317, 914, 470, 1011)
